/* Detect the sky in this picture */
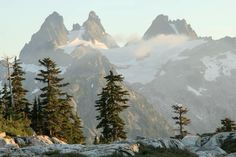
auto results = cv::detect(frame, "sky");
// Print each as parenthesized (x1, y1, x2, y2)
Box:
(0, 0, 236, 57)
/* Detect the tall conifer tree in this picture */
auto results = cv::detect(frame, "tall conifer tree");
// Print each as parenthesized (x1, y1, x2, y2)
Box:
(35, 58, 84, 143)
(11, 57, 30, 119)
(95, 71, 129, 143)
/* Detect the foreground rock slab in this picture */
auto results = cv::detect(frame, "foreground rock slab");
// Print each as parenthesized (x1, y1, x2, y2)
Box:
(0, 132, 235, 156)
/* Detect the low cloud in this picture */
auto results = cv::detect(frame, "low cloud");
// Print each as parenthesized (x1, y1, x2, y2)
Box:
(134, 35, 189, 60)
(112, 33, 141, 46)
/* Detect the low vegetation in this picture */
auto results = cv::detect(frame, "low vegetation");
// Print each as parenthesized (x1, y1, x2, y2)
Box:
(221, 135, 236, 153)
(102, 144, 198, 157)
(135, 144, 197, 157)
(44, 151, 87, 157)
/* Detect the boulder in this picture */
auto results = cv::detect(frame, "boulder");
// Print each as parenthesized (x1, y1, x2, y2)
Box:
(225, 153, 236, 157)
(0, 137, 19, 148)
(0, 132, 6, 138)
(80, 143, 137, 157)
(51, 137, 67, 144)
(203, 132, 236, 148)
(14, 137, 26, 146)
(182, 135, 201, 147)
(195, 147, 227, 157)
(136, 137, 185, 149)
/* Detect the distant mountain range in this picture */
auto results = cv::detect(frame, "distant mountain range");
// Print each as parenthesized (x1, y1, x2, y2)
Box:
(1, 11, 236, 142)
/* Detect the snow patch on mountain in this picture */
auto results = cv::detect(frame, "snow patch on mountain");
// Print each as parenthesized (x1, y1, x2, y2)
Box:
(32, 88, 40, 94)
(68, 27, 85, 41)
(22, 64, 68, 74)
(201, 51, 236, 81)
(160, 70, 166, 76)
(0, 81, 2, 90)
(187, 86, 207, 96)
(22, 64, 42, 73)
(59, 30, 108, 54)
(169, 24, 179, 34)
(103, 35, 206, 84)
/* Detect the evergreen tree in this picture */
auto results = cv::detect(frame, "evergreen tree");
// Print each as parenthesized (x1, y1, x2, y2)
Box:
(95, 71, 129, 143)
(172, 104, 191, 139)
(216, 118, 236, 132)
(0, 84, 32, 136)
(11, 57, 30, 119)
(35, 58, 84, 142)
(31, 97, 43, 134)
(0, 87, 5, 119)
(93, 135, 100, 145)
(1, 83, 12, 120)
(64, 114, 85, 144)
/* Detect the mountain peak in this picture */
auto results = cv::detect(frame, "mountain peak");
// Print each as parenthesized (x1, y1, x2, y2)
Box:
(19, 11, 68, 63)
(88, 11, 100, 21)
(154, 14, 169, 22)
(85, 11, 103, 29)
(35, 11, 68, 46)
(143, 14, 198, 40)
(50, 11, 60, 17)
(45, 11, 63, 23)
(72, 23, 81, 31)
(81, 11, 118, 48)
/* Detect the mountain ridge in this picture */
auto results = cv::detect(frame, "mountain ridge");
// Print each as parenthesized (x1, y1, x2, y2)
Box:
(143, 14, 198, 40)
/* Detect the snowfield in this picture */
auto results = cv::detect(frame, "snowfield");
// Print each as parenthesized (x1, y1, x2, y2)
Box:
(22, 63, 68, 75)
(103, 35, 206, 84)
(201, 51, 236, 81)
(59, 30, 108, 54)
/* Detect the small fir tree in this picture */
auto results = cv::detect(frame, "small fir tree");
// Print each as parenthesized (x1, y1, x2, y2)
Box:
(65, 114, 85, 144)
(31, 97, 43, 134)
(1, 83, 12, 120)
(172, 104, 191, 139)
(95, 71, 129, 143)
(93, 135, 100, 145)
(216, 118, 236, 132)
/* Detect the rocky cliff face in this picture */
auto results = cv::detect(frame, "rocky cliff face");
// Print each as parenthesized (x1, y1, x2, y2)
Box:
(81, 11, 118, 48)
(19, 11, 118, 64)
(19, 11, 69, 64)
(143, 14, 198, 39)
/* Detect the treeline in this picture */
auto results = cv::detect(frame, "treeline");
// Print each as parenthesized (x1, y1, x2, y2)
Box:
(0, 57, 130, 144)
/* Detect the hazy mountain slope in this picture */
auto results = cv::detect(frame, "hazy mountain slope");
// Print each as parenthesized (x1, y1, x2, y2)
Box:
(62, 50, 172, 142)
(105, 35, 236, 134)
(138, 37, 236, 133)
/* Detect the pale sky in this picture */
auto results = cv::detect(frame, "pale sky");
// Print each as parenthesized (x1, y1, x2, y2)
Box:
(0, 0, 236, 56)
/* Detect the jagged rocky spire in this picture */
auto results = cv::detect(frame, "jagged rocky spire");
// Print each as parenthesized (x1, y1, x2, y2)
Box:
(143, 14, 197, 40)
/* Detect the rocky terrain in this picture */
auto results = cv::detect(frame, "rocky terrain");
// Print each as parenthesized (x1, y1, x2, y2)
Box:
(0, 132, 235, 157)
